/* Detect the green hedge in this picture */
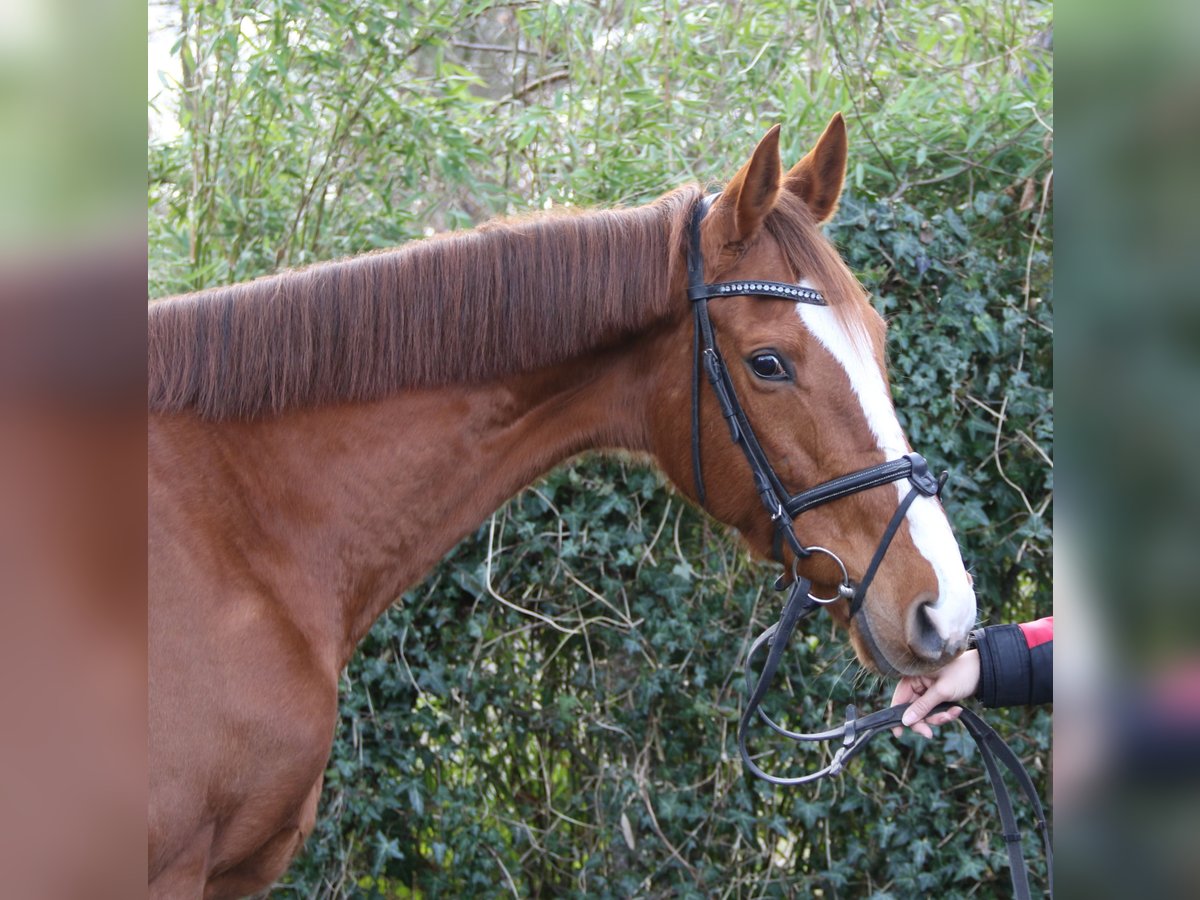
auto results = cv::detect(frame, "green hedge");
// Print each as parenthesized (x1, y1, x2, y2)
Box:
(149, 1, 1052, 896)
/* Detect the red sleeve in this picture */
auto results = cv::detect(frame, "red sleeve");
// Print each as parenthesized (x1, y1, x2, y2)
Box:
(1018, 616, 1053, 649)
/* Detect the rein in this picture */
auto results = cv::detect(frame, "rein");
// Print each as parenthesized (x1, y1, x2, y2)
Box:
(686, 194, 1053, 897)
(739, 575, 1054, 898)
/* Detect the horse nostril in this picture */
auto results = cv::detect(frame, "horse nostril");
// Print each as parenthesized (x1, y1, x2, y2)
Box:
(906, 594, 949, 662)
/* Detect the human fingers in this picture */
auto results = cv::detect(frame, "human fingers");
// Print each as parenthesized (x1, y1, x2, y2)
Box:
(891, 677, 927, 737)
(923, 705, 964, 727)
(901, 680, 955, 728)
(890, 676, 922, 707)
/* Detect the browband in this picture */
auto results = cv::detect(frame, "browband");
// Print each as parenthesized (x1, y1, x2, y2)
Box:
(685, 193, 827, 308)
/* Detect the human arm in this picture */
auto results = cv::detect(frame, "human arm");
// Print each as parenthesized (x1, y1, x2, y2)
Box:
(891, 616, 1053, 737)
(975, 616, 1053, 708)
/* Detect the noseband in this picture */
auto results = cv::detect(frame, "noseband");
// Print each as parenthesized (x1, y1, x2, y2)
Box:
(686, 194, 1052, 899)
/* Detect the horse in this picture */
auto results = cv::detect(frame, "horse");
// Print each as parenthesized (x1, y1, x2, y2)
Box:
(147, 115, 976, 898)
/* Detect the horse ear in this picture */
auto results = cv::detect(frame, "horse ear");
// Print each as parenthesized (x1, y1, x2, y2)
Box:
(783, 113, 848, 224)
(716, 124, 782, 244)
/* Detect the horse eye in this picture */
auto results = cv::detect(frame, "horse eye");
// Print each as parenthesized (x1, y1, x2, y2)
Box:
(749, 353, 789, 381)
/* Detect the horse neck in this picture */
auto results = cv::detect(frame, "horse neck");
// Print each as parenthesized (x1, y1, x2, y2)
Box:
(154, 336, 667, 672)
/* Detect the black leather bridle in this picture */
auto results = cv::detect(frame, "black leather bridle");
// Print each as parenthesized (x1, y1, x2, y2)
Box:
(686, 193, 1052, 898)
(687, 194, 944, 613)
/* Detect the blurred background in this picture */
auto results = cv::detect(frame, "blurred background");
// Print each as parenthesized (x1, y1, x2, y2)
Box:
(0, 0, 145, 897)
(1055, 0, 1200, 897)
(1, 0, 1196, 895)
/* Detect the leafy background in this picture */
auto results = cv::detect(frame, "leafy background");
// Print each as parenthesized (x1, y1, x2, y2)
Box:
(148, 1, 1052, 896)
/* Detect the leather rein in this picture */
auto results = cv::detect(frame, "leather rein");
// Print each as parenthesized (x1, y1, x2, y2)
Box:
(686, 194, 1052, 898)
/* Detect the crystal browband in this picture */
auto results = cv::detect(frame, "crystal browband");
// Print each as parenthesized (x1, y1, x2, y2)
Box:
(687, 280, 826, 304)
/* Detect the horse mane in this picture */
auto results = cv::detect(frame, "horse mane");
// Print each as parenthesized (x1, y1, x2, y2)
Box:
(148, 186, 701, 420)
(148, 184, 869, 421)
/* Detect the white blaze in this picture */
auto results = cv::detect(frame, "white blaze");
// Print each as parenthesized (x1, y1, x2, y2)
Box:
(796, 291, 976, 641)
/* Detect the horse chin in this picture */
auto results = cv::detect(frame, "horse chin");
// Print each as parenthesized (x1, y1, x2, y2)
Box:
(848, 610, 911, 679)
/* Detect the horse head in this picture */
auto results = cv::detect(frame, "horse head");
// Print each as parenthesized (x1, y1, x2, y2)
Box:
(647, 117, 976, 677)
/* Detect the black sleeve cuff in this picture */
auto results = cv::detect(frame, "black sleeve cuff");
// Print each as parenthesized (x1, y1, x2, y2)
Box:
(972, 623, 1033, 708)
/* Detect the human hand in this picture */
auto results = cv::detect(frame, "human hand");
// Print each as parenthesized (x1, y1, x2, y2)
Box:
(890, 649, 981, 739)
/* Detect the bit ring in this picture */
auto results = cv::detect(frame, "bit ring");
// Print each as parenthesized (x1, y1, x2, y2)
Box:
(799, 545, 853, 604)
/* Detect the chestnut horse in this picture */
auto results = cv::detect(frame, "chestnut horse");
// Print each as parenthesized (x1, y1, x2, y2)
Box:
(148, 116, 976, 898)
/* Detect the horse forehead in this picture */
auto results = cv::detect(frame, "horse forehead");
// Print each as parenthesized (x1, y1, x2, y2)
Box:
(735, 291, 883, 364)
(797, 279, 885, 361)
(715, 295, 808, 344)
(734, 233, 793, 276)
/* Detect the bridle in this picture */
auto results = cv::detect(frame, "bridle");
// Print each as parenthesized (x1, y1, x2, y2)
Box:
(686, 193, 1053, 898)
(687, 193, 945, 612)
